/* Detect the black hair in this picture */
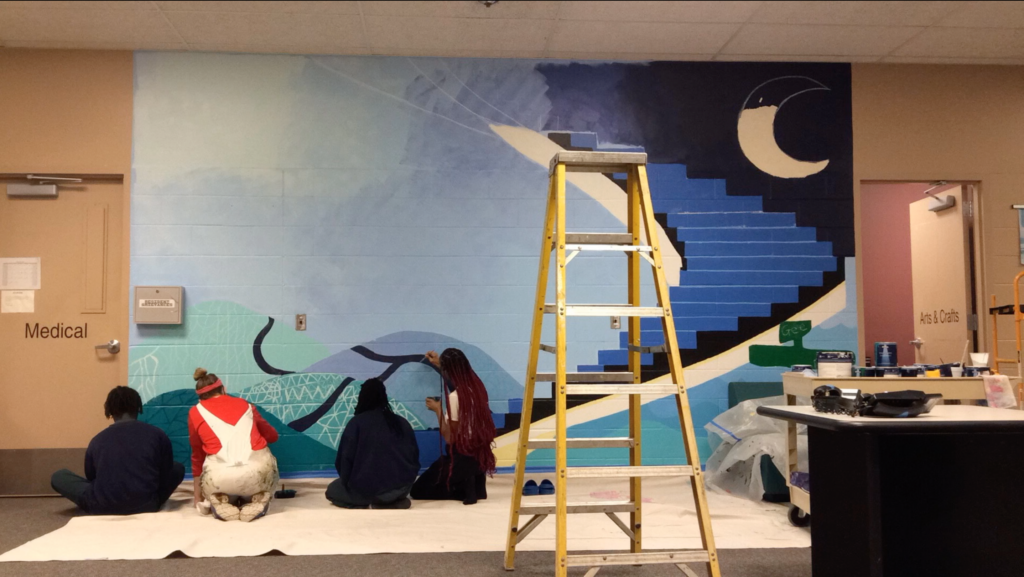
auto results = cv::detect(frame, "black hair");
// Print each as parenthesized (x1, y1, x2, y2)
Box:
(104, 386, 143, 420)
(354, 378, 403, 435)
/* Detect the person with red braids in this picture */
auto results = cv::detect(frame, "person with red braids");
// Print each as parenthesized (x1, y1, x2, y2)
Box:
(410, 348, 496, 505)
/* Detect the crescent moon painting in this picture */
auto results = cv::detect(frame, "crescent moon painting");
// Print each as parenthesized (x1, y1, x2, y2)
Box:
(737, 76, 831, 179)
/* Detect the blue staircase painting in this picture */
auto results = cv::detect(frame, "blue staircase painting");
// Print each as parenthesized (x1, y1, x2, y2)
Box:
(554, 132, 839, 374)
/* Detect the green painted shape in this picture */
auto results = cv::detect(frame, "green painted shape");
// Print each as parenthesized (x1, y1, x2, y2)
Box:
(749, 320, 820, 368)
(779, 320, 811, 345)
(129, 300, 329, 402)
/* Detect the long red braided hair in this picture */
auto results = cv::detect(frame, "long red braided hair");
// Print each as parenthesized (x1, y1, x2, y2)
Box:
(441, 348, 496, 476)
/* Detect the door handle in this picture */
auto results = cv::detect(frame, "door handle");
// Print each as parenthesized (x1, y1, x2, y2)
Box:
(95, 339, 120, 354)
(910, 338, 924, 347)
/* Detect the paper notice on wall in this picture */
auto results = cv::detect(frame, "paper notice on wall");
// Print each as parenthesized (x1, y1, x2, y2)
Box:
(0, 258, 41, 290)
(1, 290, 34, 313)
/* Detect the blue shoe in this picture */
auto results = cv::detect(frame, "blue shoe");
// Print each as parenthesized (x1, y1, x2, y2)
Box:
(539, 479, 555, 495)
(522, 480, 539, 496)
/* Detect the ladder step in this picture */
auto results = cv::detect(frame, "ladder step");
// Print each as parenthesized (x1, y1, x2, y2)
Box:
(543, 304, 666, 317)
(538, 343, 556, 354)
(566, 465, 694, 479)
(567, 550, 710, 568)
(535, 372, 635, 383)
(550, 151, 647, 174)
(528, 437, 635, 449)
(566, 384, 680, 395)
(565, 232, 633, 245)
(558, 243, 653, 253)
(520, 500, 635, 515)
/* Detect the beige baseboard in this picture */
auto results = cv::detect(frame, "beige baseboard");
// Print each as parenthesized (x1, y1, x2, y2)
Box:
(0, 448, 85, 497)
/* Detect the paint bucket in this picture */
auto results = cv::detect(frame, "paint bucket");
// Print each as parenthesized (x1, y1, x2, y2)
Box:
(874, 342, 898, 367)
(963, 366, 980, 377)
(900, 366, 923, 378)
(816, 351, 854, 378)
(970, 352, 990, 367)
(791, 364, 814, 373)
(882, 367, 901, 378)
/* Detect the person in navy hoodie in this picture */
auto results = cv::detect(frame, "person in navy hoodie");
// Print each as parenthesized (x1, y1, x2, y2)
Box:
(326, 378, 420, 509)
(51, 386, 185, 515)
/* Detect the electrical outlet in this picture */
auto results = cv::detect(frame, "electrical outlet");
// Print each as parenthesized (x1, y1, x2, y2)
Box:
(610, 316, 621, 329)
(296, 314, 307, 331)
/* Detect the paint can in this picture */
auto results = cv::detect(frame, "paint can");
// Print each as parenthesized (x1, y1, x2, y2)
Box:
(874, 342, 898, 367)
(899, 366, 923, 378)
(816, 351, 854, 378)
(791, 364, 814, 373)
(882, 367, 901, 378)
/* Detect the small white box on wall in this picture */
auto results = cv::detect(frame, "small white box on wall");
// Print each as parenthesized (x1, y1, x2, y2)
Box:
(134, 286, 182, 324)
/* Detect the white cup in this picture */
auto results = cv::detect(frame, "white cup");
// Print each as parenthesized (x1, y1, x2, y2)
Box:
(970, 353, 990, 367)
(950, 366, 963, 378)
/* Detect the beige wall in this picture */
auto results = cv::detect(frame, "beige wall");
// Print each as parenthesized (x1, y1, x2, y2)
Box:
(852, 64, 1024, 370)
(0, 49, 133, 174)
(0, 49, 133, 436)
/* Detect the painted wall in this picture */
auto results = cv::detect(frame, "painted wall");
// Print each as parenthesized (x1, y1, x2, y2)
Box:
(128, 52, 856, 475)
(852, 64, 1024, 369)
(860, 182, 929, 366)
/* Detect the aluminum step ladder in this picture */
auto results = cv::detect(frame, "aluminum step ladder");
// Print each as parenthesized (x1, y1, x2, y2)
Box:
(503, 151, 721, 577)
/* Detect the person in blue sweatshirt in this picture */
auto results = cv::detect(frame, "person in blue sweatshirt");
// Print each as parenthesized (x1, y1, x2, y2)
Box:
(50, 386, 185, 515)
(326, 378, 420, 510)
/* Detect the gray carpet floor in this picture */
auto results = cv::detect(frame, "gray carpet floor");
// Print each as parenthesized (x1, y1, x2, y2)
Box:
(0, 497, 810, 577)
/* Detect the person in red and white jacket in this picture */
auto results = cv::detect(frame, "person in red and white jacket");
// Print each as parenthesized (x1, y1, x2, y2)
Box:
(188, 368, 279, 522)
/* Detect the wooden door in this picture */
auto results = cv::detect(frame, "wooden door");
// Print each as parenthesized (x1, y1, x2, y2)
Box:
(0, 182, 126, 495)
(909, 185, 973, 365)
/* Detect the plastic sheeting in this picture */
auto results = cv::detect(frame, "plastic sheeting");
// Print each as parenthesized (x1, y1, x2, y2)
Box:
(704, 396, 808, 501)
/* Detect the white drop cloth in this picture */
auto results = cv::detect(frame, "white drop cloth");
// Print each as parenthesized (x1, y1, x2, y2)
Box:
(0, 474, 808, 562)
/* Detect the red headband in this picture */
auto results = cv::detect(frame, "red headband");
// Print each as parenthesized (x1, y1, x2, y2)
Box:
(197, 380, 223, 396)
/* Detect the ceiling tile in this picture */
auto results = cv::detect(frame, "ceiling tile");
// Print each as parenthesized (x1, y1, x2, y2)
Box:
(360, 1, 560, 19)
(748, 1, 966, 26)
(714, 53, 881, 62)
(556, 1, 761, 23)
(0, 8, 182, 43)
(189, 43, 371, 56)
(936, 1, 1024, 29)
(881, 55, 1024, 65)
(721, 24, 923, 56)
(153, 1, 360, 14)
(0, 1, 155, 10)
(364, 16, 553, 52)
(371, 47, 545, 58)
(164, 11, 365, 48)
(893, 27, 1024, 59)
(544, 51, 714, 61)
(547, 20, 739, 54)
(5, 40, 187, 50)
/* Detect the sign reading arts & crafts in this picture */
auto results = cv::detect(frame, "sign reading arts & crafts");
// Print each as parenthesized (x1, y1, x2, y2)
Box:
(919, 309, 960, 325)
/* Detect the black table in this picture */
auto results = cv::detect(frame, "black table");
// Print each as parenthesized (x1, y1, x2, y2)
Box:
(757, 404, 1024, 577)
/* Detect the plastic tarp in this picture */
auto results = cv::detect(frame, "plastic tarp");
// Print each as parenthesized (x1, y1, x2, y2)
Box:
(704, 396, 808, 501)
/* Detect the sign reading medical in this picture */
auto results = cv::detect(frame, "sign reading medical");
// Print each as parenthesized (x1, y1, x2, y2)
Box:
(919, 309, 960, 325)
(25, 323, 88, 339)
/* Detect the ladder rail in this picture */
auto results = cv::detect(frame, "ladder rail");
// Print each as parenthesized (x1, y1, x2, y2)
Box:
(637, 164, 721, 577)
(503, 174, 557, 570)
(627, 167, 644, 554)
(553, 162, 570, 577)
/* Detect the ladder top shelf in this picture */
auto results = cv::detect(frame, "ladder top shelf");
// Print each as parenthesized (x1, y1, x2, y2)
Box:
(549, 151, 648, 174)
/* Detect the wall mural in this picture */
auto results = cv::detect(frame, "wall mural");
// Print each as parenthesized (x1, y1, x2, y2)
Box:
(129, 53, 856, 475)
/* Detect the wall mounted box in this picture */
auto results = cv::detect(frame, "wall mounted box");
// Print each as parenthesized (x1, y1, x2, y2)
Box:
(134, 286, 182, 324)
